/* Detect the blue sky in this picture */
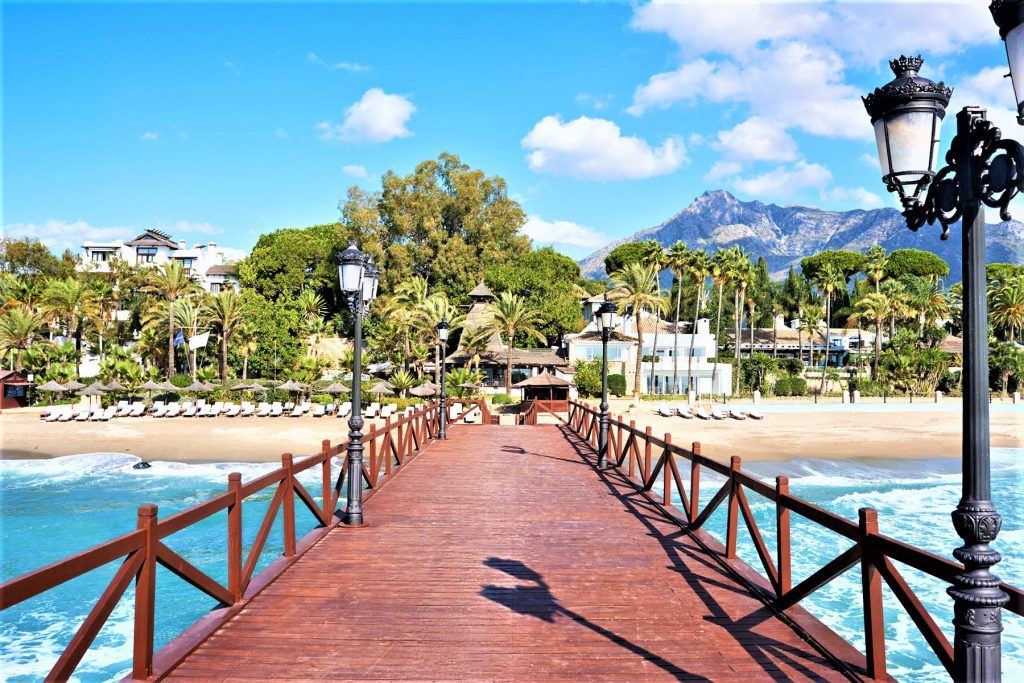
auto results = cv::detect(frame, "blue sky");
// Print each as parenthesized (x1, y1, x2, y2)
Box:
(3, 1, 1020, 261)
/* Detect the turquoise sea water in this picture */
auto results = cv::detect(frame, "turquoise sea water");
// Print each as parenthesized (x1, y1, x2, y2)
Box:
(1, 449, 1022, 682)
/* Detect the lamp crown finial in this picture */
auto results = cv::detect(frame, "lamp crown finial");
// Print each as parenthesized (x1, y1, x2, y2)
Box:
(890, 55, 924, 77)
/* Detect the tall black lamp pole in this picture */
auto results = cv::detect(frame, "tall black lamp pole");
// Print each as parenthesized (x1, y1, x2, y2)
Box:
(437, 316, 449, 439)
(336, 244, 379, 526)
(864, 49, 1012, 680)
(596, 301, 616, 469)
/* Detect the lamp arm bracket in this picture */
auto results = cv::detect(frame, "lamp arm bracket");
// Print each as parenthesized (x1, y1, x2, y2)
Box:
(904, 113, 1024, 236)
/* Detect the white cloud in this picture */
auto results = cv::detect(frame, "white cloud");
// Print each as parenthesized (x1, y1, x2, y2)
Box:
(274, 128, 289, 139)
(825, 186, 884, 210)
(3, 220, 129, 253)
(521, 115, 685, 181)
(218, 246, 248, 263)
(713, 116, 797, 164)
(141, 131, 158, 142)
(730, 161, 832, 198)
(951, 65, 1020, 136)
(521, 215, 609, 250)
(705, 160, 743, 182)
(575, 92, 613, 110)
(307, 51, 369, 73)
(317, 88, 415, 143)
(342, 164, 368, 178)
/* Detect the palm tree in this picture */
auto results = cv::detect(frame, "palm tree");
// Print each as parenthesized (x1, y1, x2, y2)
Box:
(611, 262, 660, 399)
(864, 245, 888, 293)
(813, 263, 846, 395)
(144, 261, 197, 379)
(304, 316, 330, 360)
(665, 241, 688, 394)
(173, 297, 205, 380)
(881, 279, 909, 339)
(728, 249, 753, 396)
(990, 274, 1024, 343)
(0, 305, 46, 370)
(850, 292, 891, 379)
(206, 289, 242, 381)
(235, 322, 259, 380)
(297, 288, 327, 320)
(42, 277, 94, 374)
(459, 325, 493, 377)
(135, 326, 167, 372)
(798, 303, 823, 372)
(684, 250, 711, 394)
(747, 296, 757, 363)
(417, 294, 465, 383)
(388, 368, 416, 397)
(708, 248, 737, 399)
(483, 292, 546, 393)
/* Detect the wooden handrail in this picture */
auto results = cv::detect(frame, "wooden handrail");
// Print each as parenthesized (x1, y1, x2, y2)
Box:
(565, 399, 1023, 679)
(0, 400, 446, 682)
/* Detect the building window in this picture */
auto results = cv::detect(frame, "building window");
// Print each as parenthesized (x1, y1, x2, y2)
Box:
(91, 251, 111, 262)
(210, 282, 222, 293)
(137, 247, 157, 264)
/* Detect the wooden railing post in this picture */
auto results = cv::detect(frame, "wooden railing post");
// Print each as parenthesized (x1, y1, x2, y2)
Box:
(616, 415, 623, 461)
(282, 454, 296, 557)
(643, 425, 652, 482)
(367, 424, 379, 485)
(690, 443, 701, 523)
(859, 507, 886, 679)
(726, 456, 741, 559)
(776, 476, 791, 596)
(386, 417, 395, 479)
(321, 440, 332, 523)
(663, 433, 673, 506)
(132, 504, 158, 680)
(227, 473, 243, 602)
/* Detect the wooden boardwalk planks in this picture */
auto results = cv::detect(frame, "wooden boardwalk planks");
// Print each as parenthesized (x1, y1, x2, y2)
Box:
(165, 425, 859, 681)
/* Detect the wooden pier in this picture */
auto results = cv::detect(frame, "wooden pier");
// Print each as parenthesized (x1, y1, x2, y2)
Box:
(3, 399, 1022, 681)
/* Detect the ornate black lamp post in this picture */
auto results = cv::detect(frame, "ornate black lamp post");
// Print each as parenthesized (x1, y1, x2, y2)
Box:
(437, 316, 449, 439)
(336, 244, 379, 526)
(595, 301, 617, 469)
(864, 51, 1010, 680)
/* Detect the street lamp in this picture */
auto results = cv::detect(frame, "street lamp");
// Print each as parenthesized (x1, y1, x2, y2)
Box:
(437, 316, 450, 439)
(865, 53, 1009, 679)
(336, 243, 379, 527)
(595, 301, 616, 469)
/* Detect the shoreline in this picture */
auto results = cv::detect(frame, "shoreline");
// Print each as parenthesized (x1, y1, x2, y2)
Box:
(3, 401, 1020, 464)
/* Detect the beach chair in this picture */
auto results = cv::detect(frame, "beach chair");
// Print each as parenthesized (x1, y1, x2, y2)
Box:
(225, 403, 241, 417)
(208, 402, 224, 417)
(164, 403, 181, 418)
(363, 402, 380, 418)
(100, 406, 117, 421)
(182, 402, 198, 417)
(312, 404, 326, 417)
(152, 403, 168, 418)
(710, 406, 728, 420)
(657, 404, 674, 417)
(129, 402, 146, 417)
(289, 404, 304, 417)
(284, 401, 295, 412)
(85, 407, 102, 421)
(114, 400, 129, 417)
(269, 402, 284, 417)
(694, 407, 712, 420)
(747, 408, 765, 420)
(240, 403, 255, 417)
(325, 403, 336, 415)
(729, 408, 748, 420)
(149, 401, 165, 416)
(379, 404, 395, 419)
(45, 409, 63, 422)
(58, 409, 77, 422)
(337, 402, 352, 418)
(256, 402, 271, 417)
(677, 406, 694, 419)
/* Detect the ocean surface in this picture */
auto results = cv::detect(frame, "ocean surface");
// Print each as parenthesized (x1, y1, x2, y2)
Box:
(1, 449, 1022, 682)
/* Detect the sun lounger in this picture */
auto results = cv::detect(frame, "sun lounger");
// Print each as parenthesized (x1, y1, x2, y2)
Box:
(225, 403, 241, 417)
(129, 402, 146, 417)
(312, 403, 326, 417)
(657, 404, 674, 417)
(57, 409, 75, 422)
(729, 408, 747, 420)
(113, 400, 129, 417)
(677, 407, 694, 419)
(182, 402, 198, 417)
(324, 403, 336, 415)
(208, 402, 224, 417)
(256, 402, 271, 417)
(289, 404, 304, 417)
(151, 403, 168, 418)
(164, 403, 181, 418)
(710, 406, 728, 420)
(694, 408, 712, 420)
(85, 407, 102, 421)
(149, 401, 165, 416)
(363, 402, 380, 418)
(380, 404, 396, 419)
(269, 402, 283, 417)
(337, 402, 352, 418)
(45, 409, 63, 422)
(748, 409, 764, 420)
(100, 406, 117, 421)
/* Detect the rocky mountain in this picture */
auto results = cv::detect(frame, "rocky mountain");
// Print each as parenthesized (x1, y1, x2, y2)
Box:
(578, 190, 1024, 283)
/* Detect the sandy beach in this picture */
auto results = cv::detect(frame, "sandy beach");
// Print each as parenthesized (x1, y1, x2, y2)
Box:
(2, 400, 1021, 464)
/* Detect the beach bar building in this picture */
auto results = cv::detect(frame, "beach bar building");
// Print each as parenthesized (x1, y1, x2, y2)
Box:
(0, 370, 30, 410)
(512, 371, 573, 413)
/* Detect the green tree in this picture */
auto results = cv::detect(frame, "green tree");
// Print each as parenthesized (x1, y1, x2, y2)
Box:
(144, 261, 199, 379)
(864, 245, 889, 293)
(611, 262, 660, 400)
(0, 237, 59, 277)
(42, 277, 95, 374)
(849, 292, 891, 379)
(665, 241, 688, 394)
(603, 240, 663, 279)
(239, 224, 344, 304)
(800, 249, 867, 281)
(885, 249, 950, 280)
(990, 274, 1024, 343)
(416, 293, 466, 383)
(812, 263, 846, 395)
(206, 289, 242, 381)
(684, 250, 711, 393)
(0, 306, 46, 370)
(483, 292, 546, 392)
(573, 359, 602, 397)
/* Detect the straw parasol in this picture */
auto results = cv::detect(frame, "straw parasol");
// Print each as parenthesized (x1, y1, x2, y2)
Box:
(277, 379, 299, 391)
(231, 382, 253, 391)
(322, 382, 350, 394)
(408, 384, 437, 397)
(140, 380, 163, 392)
(367, 381, 394, 396)
(63, 379, 86, 391)
(37, 380, 67, 392)
(457, 382, 479, 389)
(201, 381, 219, 391)
(182, 380, 208, 392)
(85, 380, 108, 392)
(105, 380, 127, 391)
(158, 381, 179, 392)
(248, 381, 268, 393)
(79, 383, 105, 407)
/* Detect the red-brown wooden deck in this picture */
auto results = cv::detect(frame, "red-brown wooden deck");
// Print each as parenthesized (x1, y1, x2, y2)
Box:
(165, 425, 864, 681)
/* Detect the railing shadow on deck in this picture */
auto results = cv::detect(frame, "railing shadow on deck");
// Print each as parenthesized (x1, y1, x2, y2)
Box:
(0, 398, 489, 682)
(564, 399, 1024, 682)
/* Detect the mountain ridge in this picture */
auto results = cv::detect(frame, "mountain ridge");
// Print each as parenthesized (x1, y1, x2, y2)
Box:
(578, 190, 1023, 283)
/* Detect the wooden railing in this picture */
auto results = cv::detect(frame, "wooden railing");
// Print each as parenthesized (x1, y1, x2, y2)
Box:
(0, 399, 485, 682)
(567, 400, 1024, 681)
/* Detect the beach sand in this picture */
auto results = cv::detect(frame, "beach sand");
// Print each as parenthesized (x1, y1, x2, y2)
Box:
(1, 401, 1021, 464)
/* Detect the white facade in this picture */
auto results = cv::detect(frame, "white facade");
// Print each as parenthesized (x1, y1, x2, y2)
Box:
(566, 312, 732, 397)
(80, 229, 238, 292)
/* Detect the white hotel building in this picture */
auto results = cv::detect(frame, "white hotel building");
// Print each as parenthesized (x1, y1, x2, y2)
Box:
(565, 295, 733, 397)
(79, 229, 239, 292)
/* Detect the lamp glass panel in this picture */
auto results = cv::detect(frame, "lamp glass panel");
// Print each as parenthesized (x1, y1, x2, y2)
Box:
(360, 270, 376, 301)
(339, 262, 363, 293)
(601, 311, 614, 330)
(874, 110, 941, 185)
(438, 326, 449, 342)
(1007, 24, 1024, 111)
